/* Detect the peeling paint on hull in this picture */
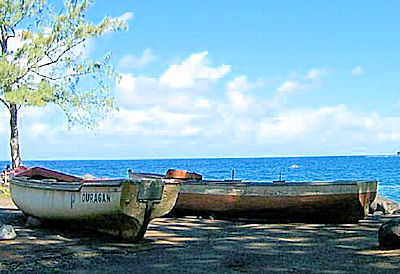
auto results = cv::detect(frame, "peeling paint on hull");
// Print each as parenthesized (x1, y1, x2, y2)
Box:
(171, 180, 378, 223)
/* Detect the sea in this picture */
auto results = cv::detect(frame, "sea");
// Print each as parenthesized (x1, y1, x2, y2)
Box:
(1, 155, 399, 202)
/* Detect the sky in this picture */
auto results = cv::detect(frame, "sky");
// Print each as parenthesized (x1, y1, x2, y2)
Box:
(2, 0, 400, 160)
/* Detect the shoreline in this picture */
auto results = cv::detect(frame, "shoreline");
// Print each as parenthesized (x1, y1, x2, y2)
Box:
(1, 197, 400, 272)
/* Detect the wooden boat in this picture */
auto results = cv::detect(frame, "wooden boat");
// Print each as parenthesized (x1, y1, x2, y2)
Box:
(9, 167, 181, 242)
(132, 170, 378, 223)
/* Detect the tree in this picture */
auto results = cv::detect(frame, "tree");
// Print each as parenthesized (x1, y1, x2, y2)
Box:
(0, 0, 125, 168)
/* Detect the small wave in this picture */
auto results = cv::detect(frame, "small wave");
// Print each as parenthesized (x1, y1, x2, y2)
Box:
(289, 165, 299, 169)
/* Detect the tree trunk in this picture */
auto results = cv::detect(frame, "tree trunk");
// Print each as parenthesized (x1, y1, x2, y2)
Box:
(9, 104, 21, 169)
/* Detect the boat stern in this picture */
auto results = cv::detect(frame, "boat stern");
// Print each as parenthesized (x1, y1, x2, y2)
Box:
(357, 180, 378, 216)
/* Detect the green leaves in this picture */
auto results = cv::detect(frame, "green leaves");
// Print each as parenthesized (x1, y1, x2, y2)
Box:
(55, 83, 117, 129)
(0, 0, 125, 128)
(5, 80, 55, 106)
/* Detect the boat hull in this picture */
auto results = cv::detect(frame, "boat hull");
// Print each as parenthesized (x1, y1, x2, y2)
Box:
(10, 168, 181, 241)
(171, 180, 378, 223)
(10, 181, 122, 219)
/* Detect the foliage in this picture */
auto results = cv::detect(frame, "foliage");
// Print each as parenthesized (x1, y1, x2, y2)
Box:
(0, 185, 10, 198)
(0, 0, 126, 127)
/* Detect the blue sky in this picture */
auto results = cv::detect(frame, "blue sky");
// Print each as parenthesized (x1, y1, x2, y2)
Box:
(2, 0, 400, 160)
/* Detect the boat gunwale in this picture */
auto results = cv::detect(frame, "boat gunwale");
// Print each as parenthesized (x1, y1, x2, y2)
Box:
(179, 179, 378, 187)
(10, 177, 125, 192)
(10, 176, 181, 192)
(128, 173, 182, 185)
(129, 172, 377, 186)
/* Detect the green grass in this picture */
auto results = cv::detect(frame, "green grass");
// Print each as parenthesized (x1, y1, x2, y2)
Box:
(0, 186, 10, 198)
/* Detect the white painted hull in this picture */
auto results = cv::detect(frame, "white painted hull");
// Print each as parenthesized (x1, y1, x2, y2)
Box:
(10, 181, 122, 219)
(10, 168, 181, 241)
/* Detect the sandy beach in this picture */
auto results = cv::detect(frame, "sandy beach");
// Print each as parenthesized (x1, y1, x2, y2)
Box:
(1, 197, 400, 273)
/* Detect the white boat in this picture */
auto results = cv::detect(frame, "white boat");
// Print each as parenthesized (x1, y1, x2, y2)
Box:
(10, 167, 181, 242)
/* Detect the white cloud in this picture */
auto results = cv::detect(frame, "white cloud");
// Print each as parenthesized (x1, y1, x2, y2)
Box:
(271, 68, 328, 108)
(227, 75, 264, 92)
(226, 90, 251, 113)
(98, 107, 201, 138)
(115, 75, 159, 106)
(221, 76, 267, 116)
(351, 66, 363, 76)
(227, 75, 251, 92)
(116, 73, 136, 94)
(257, 105, 389, 145)
(118, 12, 134, 23)
(9, 46, 400, 159)
(180, 127, 200, 136)
(20, 105, 58, 120)
(29, 123, 50, 138)
(116, 52, 232, 113)
(195, 99, 211, 109)
(271, 80, 307, 107)
(115, 74, 197, 112)
(0, 108, 9, 134)
(118, 49, 157, 69)
(160, 52, 231, 88)
(306, 68, 328, 79)
(277, 80, 307, 95)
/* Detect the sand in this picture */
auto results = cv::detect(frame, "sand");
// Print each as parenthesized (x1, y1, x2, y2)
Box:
(1, 196, 400, 273)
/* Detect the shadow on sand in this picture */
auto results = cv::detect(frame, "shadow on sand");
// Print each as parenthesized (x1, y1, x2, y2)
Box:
(1, 198, 400, 273)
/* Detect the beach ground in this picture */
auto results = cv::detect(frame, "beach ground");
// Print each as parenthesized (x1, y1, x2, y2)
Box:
(1, 197, 400, 273)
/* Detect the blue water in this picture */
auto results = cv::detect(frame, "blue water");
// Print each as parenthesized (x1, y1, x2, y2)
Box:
(1, 156, 399, 202)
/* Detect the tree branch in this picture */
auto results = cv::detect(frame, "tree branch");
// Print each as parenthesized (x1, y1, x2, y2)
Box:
(13, 38, 84, 84)
(0, 23, 18, 49)
(45, 52, 54, 63)
(31, 68, 94, 81)
(38, 38, 85, 68)
(3, 23, 16, 37)
(0, 97, 10, 110)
